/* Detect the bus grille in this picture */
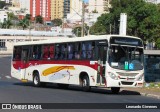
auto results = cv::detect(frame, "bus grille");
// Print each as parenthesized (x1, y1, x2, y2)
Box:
(116, 72, 138, 77)
(121, 81, 134, 85)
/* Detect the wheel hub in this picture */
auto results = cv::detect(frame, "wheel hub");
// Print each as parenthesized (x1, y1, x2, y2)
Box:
(34, 76, 38, 85)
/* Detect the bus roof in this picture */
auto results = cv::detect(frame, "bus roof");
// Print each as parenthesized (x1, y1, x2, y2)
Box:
(14, 35, 141, 46)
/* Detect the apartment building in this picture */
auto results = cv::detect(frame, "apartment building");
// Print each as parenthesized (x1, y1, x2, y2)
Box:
(30, 0, 51, 21)
(19, 0, 30, 13)
(88, 0, 110, 14)
(12, 0, 20, 7)
(51, 0, 83, 20)
(63, 0, 70, 18)
(70, 0, 82, 15)
(0, 10, 8, 23)
(51, 0, 63, 20)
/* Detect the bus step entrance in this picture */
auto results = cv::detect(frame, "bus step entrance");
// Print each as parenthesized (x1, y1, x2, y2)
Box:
(97, 74, 105, 85)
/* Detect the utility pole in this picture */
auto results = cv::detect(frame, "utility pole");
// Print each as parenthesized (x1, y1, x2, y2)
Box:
(29, 20, 31, 41)
(62, 18, 64, 34)
(81, 1, 85, 37)
(88, 12, 91, 36)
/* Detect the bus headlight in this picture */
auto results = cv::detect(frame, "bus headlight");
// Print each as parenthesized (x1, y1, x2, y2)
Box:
(137, 74, 144, 81)
(108, 72, 118, 80)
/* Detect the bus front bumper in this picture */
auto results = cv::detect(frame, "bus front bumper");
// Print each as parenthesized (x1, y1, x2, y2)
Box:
(107, 77, 144, 88)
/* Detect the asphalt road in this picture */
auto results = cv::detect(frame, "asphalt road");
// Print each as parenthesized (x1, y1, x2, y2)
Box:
(0, 56, 159, 112)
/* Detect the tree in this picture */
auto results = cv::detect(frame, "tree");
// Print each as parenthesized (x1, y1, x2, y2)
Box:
(51, 19, 62, 26)
(7, 12, 17, 20)
(18, 18, 29, 30)
(0, 12, 17, 29)
(35, 15, 43, 24)
(72, 25, 89, 37)
(18, 14, 31, 30)
(90, 14, 113, 35)
(1, 20, 12, 29)
(25, 14, 31, 20)
(72, 27, 81, 37)
(92, 9, 98, 13)
(90, 0, 160, 46)
(156, 38, 160, 49)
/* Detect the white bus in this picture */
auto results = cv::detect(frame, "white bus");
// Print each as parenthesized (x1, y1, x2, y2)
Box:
(11, 35, 144, 94)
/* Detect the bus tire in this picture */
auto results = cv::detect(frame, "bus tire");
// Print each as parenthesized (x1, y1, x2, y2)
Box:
(82, 75, 91, 92)
(33, 73, 41, 87)
(111, 87, 120, 94)
(57, 84, 69, 89)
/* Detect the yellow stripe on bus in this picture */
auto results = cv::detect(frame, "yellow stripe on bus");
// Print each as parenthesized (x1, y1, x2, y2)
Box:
(42, 66, 75, 76)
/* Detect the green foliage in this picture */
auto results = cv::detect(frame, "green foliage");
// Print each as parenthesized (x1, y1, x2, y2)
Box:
(90, 14, 113, 35)
(72, 27, 81, 37)
(1, 20, 12, 29)
(18, 18, 29, 30)
(92, 9, 98, 13)
(149, 83, 155, 87)
(7, 12, 17, 20)
(18, 14, 31, 30)
(51, 19, 62, 26)
(72, 25, 89, 37)
(156, 38, 160, 49)
(158, 83, 160, 87)
(25, 14, 31, 20)
(0, 12, 18, 29)
(35, 15, 43, 24)
(90, 0, 160, 45)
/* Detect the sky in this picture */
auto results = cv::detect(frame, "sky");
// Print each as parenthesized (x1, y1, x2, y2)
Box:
(84, 0, 89, 3)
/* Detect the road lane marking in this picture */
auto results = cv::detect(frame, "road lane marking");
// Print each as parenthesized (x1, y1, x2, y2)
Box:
(5, 76, 11, 79)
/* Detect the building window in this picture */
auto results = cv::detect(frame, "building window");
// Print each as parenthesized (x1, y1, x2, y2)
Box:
(0, 39, 6, 48)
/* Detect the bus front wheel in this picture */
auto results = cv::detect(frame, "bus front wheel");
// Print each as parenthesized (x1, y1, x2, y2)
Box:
(33, 73, 41, 87)
(111, 87, 120, 94)
(82, 75, 91, 92)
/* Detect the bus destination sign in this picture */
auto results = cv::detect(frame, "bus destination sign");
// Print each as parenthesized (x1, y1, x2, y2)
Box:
(110, 37, 143, 46)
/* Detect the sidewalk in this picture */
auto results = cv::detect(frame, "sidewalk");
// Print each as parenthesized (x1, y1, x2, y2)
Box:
(0, 50, 12, 57)
(122, 87, 160, 99)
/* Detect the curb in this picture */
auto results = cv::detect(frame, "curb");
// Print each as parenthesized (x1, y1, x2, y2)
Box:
(140, 93, 160, 99)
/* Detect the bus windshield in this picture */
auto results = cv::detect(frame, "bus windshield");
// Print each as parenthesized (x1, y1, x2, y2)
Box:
(108, 45, 144, 71)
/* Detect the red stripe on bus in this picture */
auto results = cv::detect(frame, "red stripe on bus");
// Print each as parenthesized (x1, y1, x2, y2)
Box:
(13, 60, 99, 71)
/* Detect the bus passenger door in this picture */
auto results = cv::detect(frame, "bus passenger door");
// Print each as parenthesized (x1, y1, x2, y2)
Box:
(97, 45, 107, 85)
(21, 46, 29, 80)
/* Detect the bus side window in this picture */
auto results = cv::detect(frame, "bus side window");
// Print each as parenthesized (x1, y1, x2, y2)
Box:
(49, 45, 54, 59)
(74, 42, 81, 59)
(68, 44, 74, 59)
(43, 45, 49, 59)
(81, 42, 95, 59)
(82, 43, 86, 59)
(87, 42, 95, 59)
(13, 47, 22, 60)
(31, 45, 41, 60)
(55, 44, 60, 59)
(60, 44, 67, 59)
(37, 45, 42, 59)
(87, 42, 92, 59)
